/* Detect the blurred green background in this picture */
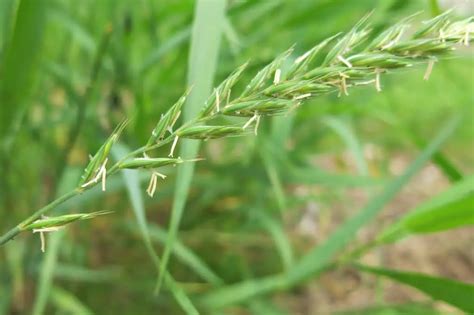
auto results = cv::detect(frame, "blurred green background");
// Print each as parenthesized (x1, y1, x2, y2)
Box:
(0, 0, 473, 314)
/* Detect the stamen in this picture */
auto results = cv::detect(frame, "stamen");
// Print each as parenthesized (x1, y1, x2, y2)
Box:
(254, 115, 261, 135)
(375, 68, 382, 92)
(243, 114, 258, 129)
(80, 158, 108, 189)
(169, 136, 179, 157)
(154, 171, 167, 179)
(424, 59, 436, 81)
(295, 50, 312, 64)
(354, 79, 376, 86)
(146, 171, 167, 197)
(146, 173, 158, 197)
(215, 88, 220, 112)
(97, 158, 108, 192)
(33, 221, 64, 253)
(274, 69, 281, 84)
(294, 93, 311, 100)
(337, 55, 353, 68)
(101, 165, 107, 191)
(40, 231, 45, 252)
(339, 72, 349, 96)
(464, 31, 470, 46)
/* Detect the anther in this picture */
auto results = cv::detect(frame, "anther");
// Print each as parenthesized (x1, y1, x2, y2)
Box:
(254, 115, 261, 135)
(294, 93, 311, 100)
(338, 55, 353, 68)
(169, 136, 179, 157)
(375, 68, 382, 92)
(423, 59, 436, 81)
(215, 88, 220, 113)
(274, 69, 281, 84)
(243, 114, 258, 129)
(295, 50, 312, 64)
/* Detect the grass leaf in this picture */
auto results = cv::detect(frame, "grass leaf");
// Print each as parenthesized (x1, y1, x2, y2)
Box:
(32, 230, 65, 315)
(145, 223, 224, 286)
(0, 0, 47, 141)
(356, 264, 474, 313)
(323, 117, 368, 176)
(50, 286, 93, 315)
(157, 0, 226, 293)
(378, 175, 474, 242)
(112, 144, 200, 314)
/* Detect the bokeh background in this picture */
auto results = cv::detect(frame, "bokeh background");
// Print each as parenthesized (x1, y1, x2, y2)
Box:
(0, 0, 473, 314)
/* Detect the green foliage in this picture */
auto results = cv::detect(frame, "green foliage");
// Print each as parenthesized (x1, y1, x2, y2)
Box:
(357, 264, 474, 313)
(379, 175, 474, 243)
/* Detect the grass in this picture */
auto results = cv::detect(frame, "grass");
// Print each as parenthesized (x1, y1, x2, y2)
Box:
(0, 1, 473, 314)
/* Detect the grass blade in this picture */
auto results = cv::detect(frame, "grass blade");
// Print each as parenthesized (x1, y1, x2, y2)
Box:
(112, 144, 200, 314)
(32, 230, 65, 315)
(143, 223, 223, 286)
(157, 0, 226, 293)
(49, 286, 93, 315)
(323, 117, 368, 176)
(378, 175, 474, 242)
(356, 264, 474, 313)
(0, 0, 47, 140)
(31, 166, 82, 315)
(255, 210, 294, 272)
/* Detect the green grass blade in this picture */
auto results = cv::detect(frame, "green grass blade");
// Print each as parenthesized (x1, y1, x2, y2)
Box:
(112, 144, 199, 314)
(410, 134, 463, 182)
(137, 27, 191, 75)
(379, 175, 474, 242)
(48, 7, 96, 54)
(50, 264, 120, 283)
(404, 193, 474, 231)
(333, 303, 443, 315)
(3, 238, 25, 315)
(255, 210, 294, 272)
(430, 151, 463, 182)
(157, 0, 226, 293)
(0, 282, 11, 315)
(31, 166, 81, 315)
(285, 167, 381, 187)
(32, 230, 65, 315)
(259, 144, 287, 214)
(199, 116, 460, 309)
(323, 117, 368, 176)
(145, 223, 224, 286)
(356, 264, 474, 313)
(0, 0, 18, 51)
(0, 0, 47, 140)
(50, 286, 93, 315)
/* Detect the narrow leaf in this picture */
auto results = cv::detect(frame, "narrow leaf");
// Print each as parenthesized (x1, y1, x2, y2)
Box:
(157, 0, 226, 294)
(112, 144, 199, 315)
(357, 264, 474, 313)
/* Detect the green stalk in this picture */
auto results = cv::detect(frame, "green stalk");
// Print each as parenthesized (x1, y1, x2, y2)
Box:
(0, 189, 79, 245)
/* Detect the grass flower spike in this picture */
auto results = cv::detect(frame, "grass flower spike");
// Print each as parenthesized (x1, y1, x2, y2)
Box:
(0, 11, 472, 248)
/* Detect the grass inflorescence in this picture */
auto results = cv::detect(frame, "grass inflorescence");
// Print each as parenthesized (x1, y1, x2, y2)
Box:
(0, 11, 472, 250)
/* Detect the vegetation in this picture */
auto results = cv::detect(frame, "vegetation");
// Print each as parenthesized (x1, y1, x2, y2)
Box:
(0, 0, 473, 314)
